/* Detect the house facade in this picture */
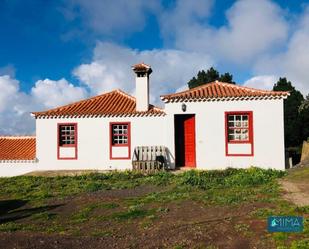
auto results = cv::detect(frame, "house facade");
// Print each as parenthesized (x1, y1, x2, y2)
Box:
(0, 63, 289, 176)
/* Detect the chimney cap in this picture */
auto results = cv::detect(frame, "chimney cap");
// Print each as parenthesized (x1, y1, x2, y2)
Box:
(132, 62, 152, 74)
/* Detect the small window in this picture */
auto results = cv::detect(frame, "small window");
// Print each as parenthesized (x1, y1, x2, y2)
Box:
(227, 114, 250, 142)
(59, 124, 76, 146)
(111, 124, 129, 145)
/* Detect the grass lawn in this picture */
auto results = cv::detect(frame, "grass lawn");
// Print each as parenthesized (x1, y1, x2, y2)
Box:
(0, 168, 308, 249)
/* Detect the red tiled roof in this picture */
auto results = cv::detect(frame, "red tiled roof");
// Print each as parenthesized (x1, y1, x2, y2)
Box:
(0, 136, 36, 160)
(32, 89, 165, 118)
(161, 81, 289, 102)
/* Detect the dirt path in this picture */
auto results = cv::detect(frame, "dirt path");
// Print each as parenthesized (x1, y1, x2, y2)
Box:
(279, 179, 309, 206)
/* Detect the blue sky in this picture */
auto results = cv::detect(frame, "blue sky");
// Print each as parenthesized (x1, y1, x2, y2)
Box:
(1, 0, 309, 134)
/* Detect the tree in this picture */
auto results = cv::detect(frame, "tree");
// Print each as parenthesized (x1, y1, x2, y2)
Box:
(299, 94, 309, 142)
(188, 67, 235, 89)
(219, 72, 234, 83)
(273, 77, 304, 147)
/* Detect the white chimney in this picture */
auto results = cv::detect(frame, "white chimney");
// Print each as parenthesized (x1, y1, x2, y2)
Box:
(132, 63, 152, 112)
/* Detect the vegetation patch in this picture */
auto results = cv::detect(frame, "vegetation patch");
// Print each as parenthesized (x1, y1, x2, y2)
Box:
(0, 167, 308, 248)
(112, 208, 150, 221)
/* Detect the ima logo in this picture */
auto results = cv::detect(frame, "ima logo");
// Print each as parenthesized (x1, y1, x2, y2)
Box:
(268, 216, 303, 232)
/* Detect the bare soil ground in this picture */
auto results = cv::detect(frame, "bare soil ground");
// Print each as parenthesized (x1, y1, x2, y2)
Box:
(0, 169, 308, 249)
(0, 187, 274, 249)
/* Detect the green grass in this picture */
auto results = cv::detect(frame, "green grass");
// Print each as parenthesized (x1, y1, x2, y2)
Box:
(0, 222, 37, 232)
(0, 167, 286, 202)
(290, 238, 309, 249)
(2, 167, 308, 248)
(112, 208, 150, 220)
(101, 203, 119, 209)
(0, 171, 148, 201)
(31, 211, 57, 221)
(71, 204, 98, 223)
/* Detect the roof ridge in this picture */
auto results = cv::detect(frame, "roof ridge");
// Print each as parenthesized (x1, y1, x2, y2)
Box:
(114, 89, 163, 111)
(216, 81, 289, 94)
(0, 136, 36, 139)
(114, 89, 136, 101)
(161, 81, 290, 102)
(32, 88, 165, 117)
(160, 81, 226, 97)
(32, 89, 123, 115)
(161, 81, 289, 98)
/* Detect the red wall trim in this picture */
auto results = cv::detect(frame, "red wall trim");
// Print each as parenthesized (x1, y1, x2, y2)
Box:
(109, 122, 131, 160)
(57, 123, 78, 160)
(225, 111, 254, 157)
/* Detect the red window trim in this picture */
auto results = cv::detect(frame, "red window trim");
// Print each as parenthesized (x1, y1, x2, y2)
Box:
(57, 123, 78, 160)
(225, 111, 254, 157)
(109, 122, 131, 160)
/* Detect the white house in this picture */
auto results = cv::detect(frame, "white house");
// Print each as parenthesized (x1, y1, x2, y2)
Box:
(0, 63, 289, 176)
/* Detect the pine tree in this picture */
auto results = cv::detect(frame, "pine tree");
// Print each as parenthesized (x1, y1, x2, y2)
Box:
(299, 94, 309, 142)
(188, 67, 235, 89)
(273, 77, 304, 147)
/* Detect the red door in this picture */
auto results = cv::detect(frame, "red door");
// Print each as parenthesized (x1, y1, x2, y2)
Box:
(175, 115, 196, 167)
(184, 115, 196, 167)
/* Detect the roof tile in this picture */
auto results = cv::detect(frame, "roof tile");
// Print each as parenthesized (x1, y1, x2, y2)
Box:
(161, 81, 289, 102)
(0, 136, 36, 160)
(32, 89, 165, 118)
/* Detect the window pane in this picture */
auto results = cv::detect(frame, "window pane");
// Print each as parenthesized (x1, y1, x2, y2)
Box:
(228, 121, 234, 128)
(228, 115, 234, 121)
(112, 124, 129, 145)
(228, 134, 234, 141)
(227, 114, 250, 142)
(59, 125, 76, 146)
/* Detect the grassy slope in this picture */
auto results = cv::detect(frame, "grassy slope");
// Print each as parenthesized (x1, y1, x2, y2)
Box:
(0, 168, 308, 248)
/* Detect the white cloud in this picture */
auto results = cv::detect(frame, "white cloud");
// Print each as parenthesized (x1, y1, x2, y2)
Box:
(253, 6, 309, 95)
(0, 75, 35, 134)
(73, 62, 122, 94)
(63, 0, 160, 38)
(160, 0, 213, 45)
(0, 75, 88, 135)
(0, 75, 19, 112)
(160, 0, 288, 64)
(31, 78, 87, 108)
(175, 84, 188, 93)
(73, 42, 214, 103)
(243, 75, 278, 90)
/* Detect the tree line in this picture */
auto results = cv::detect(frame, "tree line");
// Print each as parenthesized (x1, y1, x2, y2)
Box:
(187, 68, 309, 149)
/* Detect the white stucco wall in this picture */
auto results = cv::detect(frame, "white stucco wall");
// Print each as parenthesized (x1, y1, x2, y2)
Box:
(31, 98, 286, 172)
(36, 116, 168, 171)
(164, 99, 285, 170)
(0, 161, 38, 177)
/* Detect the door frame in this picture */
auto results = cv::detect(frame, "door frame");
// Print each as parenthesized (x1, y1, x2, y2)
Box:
(174, 114, 196, 168)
